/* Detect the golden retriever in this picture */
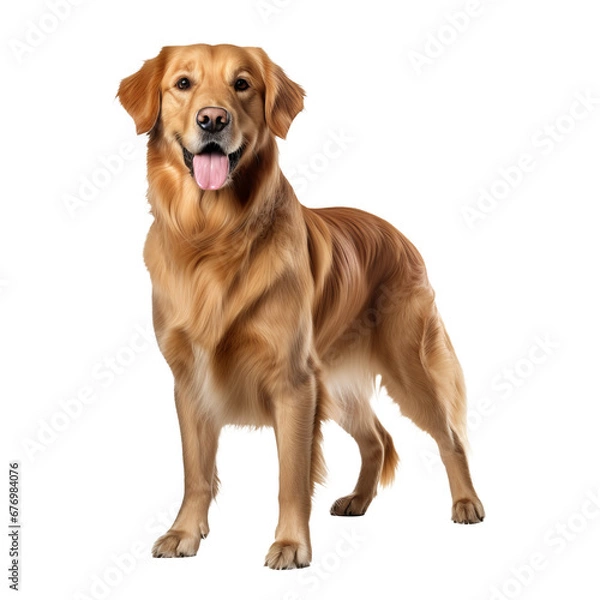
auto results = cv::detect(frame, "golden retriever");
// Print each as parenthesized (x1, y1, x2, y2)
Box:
(118, 43, 484, 570)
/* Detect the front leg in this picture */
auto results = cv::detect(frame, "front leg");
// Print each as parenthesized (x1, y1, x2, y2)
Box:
(264, 374, 318, 570)
(152, 383, 220, 558)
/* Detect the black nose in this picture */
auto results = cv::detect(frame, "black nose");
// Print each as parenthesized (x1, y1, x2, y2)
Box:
(196, 107, 230, 133)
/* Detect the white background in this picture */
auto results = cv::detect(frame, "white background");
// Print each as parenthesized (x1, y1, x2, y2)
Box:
(2, 1, 599, 599)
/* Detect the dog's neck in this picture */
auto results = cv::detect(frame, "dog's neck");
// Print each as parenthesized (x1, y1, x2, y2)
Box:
(146, 136, 294, 256)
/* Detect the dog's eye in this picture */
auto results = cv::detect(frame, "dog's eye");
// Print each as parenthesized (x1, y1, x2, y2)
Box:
(176, 77, 191, 90)
(234, 78, 250, 91)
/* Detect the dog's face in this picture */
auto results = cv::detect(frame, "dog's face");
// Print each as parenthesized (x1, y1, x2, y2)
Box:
(118, 44, 304, 190)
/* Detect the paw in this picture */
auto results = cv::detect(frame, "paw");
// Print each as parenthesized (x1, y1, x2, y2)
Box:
(152, 529, 201, 558)
(264, 540, 311, 570)
(452, 498, 485, 524)
(330, 493, 372, 517)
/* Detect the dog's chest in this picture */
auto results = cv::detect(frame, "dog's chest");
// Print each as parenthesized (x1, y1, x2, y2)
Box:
(146, 238, 233, 347)
(189, 343, 273, 427)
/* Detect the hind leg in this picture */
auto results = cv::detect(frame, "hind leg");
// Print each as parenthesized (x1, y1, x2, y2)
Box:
(381, 372, 484, 523)
(439, 436, 485, 523)
(330, 397, 398, 516)
(378, 304, 484, 524)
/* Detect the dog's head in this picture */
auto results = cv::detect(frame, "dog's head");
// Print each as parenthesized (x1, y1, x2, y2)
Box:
(118, 44, 304, 191)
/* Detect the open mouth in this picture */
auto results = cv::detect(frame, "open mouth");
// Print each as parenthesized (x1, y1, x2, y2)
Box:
(182, 142, 244, 191)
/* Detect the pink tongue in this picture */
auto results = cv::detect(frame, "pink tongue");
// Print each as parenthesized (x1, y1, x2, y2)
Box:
(192, 152, 230, 190)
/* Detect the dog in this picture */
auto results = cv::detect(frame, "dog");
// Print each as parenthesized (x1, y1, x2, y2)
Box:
(117, 43, 484, 570)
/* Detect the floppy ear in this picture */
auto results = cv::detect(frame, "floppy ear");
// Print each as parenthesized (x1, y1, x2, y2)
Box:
(117, 52, 164, 135)
(255, 49, 305, 139)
